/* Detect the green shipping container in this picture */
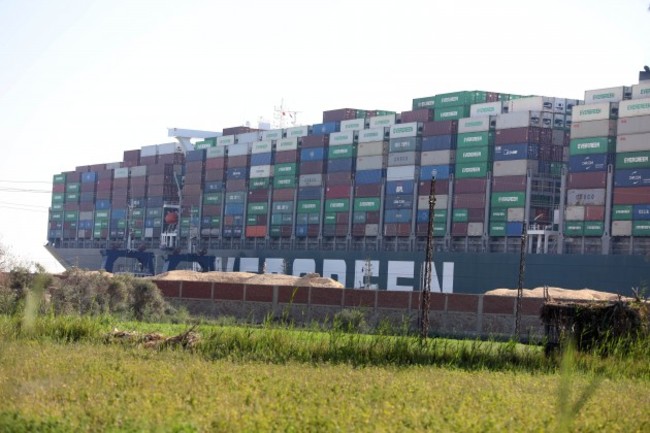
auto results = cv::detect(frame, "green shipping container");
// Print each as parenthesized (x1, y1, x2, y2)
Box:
(250, 178, 270, 189)
(456, 162, 489, 179)
(434, 91, 487, 108)
(353, 197, 381, 212)
(457, 132, 493, 148)
(434, 105, 470, 122)
(564, 222, 584, 236)
(456, 146, 492, 163)
(271, 214, 284, 225)
(181, 217, 191, 227)
(491, 209, 507, 222)
(50, 212, 63, 221)
(273, 176, 296, 189)
(275, 163, 297, 177)
(324, 213, 337, 225)
(64, 211, 78, 222)
(53, 174, 66, 184)
(132, 209, 144, 218)
(326, 199, 350, 213)
(52, 193, 64, 203)
(65, 193, 79, 202)
(203, 193, 222, 205)
(247, 202, 268, 215)
(491, 192, 526, 208)
(51, 203, 63, 211)
(452, 208, 468, 222)
(550, 162, 565, 176)
(132, 229, 143, 238)
(569, 137, 616, 155)
(489, 222, 506, 236)
(210, 216, 221, 226)
(633, 221, 650, 236)
(66, 183, 80, 192)
(433, 225, 446, 237)
(328, 145, 355, 159)
(615, 151, 650, 169)
(584, 221, 604, 236)
(297, 200, 321, 214)
(412, 96, 436, 110)
(434, 210, 447, 223)
(95, 210, 109, 220)
(146, 209, 162, 218)
(612, 205, 633, 220)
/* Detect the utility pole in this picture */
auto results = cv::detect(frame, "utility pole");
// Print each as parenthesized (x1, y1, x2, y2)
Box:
(515, 221, 527, 341)
(420, 176, 436, 339)
(363, 257, 373, 289)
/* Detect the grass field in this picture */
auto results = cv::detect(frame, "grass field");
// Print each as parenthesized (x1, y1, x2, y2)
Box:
(1, 315, 649, 432)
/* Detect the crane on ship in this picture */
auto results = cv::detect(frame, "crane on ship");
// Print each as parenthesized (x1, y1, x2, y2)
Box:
(101, 128, 221, 275)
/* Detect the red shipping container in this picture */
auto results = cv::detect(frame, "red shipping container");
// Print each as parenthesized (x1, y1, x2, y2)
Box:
(300, 161, 325, 174)
(226, 179, 247, 191)
(202, 205, 222, 216)
(453, 193, 486, 209)
(186, 160, 205, 171)
(567, 172, 607, 189)
(584, 205, 605, 221)
(352, 224, 365, 236)
(302, 134, 329, 148)
(336, 213, 350, 224)
(454, 178, 488, 194)
(246, 226, 267, 238)
(355, 184, 382, 197)
(52, 184, 65, 193)
(274, 150, 298, 163)
(325, 185, 351, 199)
(323, 108, 357, 123)
(468, 208, 485, 221)
(366, 211, 380, 224)
(400, 109, 433, 123)
(495, 127, 541, 145)
(492, 175, 527, 192)
(452, 222, 468, 236)
(123, 149, 140, 164)
(248, 189, 269, 201)
(327, 176, 353, 187)
(418, 179, 449, 195)
(227, 155, 249, 168)
(205, 158, 225, 170)
(273, 189, 295, 201)
(205, 169, 225, 181)
(613, 186, 650, 205)
(422, 120, 458, 136)
(183, 184, 202, 196)
(309, 225, 321, 237)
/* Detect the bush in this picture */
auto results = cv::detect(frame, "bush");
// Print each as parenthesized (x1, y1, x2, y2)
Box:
(333, 309, 368, 333)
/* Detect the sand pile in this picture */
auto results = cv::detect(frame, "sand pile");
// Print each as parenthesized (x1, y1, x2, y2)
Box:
(150, 270, 344, 288)
(485, 286, 626, 301)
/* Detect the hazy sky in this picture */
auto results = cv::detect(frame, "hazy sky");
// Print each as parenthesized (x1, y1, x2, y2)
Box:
(1, 0, 649, 272)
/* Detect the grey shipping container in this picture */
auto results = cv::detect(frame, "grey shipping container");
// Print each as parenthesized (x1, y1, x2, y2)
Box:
(496, 111, 553, 129)
(458, 116, 493, 133)
(567, 188, 606, 206)
(616, 133, 650, 153)
(387, 151, 419, 167)
(570, 120, 617, 139)
(356, 155, 386, 170)
(421, 150, 455, 165)
(617, 115, 650, 135)
(492, 160, 538, 177)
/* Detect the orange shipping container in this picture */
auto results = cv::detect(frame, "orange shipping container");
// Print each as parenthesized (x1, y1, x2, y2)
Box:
(246, 225, 267, 238)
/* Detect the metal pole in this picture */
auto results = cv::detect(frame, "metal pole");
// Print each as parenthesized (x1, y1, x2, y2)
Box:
(514, 220, 527, 341)
(420, 176, 436, 339)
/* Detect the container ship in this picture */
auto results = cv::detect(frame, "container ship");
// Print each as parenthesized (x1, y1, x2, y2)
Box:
(46, 73, 650, 295)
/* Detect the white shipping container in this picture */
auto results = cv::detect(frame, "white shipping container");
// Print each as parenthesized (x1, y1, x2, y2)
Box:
(616, 116, 650, 135)
(611, 220, 632, 236)
(632, 82, 650, 100)
(508, 96, 554, 113)
(387, 165, 417, 181)
(421, 150, 455, 165)
(157, 142, 180, 155)
(570, 120, 617, 139)
(227, 143, 251, 156)
(206, 146, 226, 158)
(356, 155, 385, 170)
(299, 174, 323, 187)
(496, 111, 553, 129)
(140, 144, 158, 157)
(79, 211, 94, 220)
(340, 118, 365, 131)
(286, 125, 309, 138)
(365, 224, 379, 237)
(144, 228, 154, 238)
(554, 98, 568, 114)
(615, 133, 650, 153)
(130, 166, 147, 177)
(618, 98, 650, 118)
(358, 127, 387, 143)
(584, 86, 630, 104)
(217, 135, 235, 146)
(470, 102, 503, 117)
(276, 137, 299, 152)
(389, 122, 420, 139)
(357, 141, 388, 157)
(567, 188, 606, 206)
(106, 162, 122, 170)
(113, 168, 129, 179)
(418, 194, 448, 210)
(507, 208, 525, 222)
(564, 206, 586, 221)
(249, 165, 273, 178)
(261, 129, 283, 140)
(252, 140, 273, 154)
(571, 102, 618, 122)
(467, 222, 483, 237)
(369, 114, 396, 128)
(492, 160, 538, 177)
(329, 131, 354, 146)
(236, 131, 260, 144)
(458, 116, 493, 133)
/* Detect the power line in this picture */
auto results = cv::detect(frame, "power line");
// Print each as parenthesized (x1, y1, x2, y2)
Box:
(0, 188, 51, 193)
(0, 180, 51, 184)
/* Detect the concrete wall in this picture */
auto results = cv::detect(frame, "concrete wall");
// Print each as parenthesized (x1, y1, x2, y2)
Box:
(154, 280, 546, 340)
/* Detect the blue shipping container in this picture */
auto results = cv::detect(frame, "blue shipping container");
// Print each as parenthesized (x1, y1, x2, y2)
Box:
(634, 204, 650, 220)
(355, 169, 384, 184)
(204, 181, 224, 191)
(226, 167, 248, 179)
(386, 180, 415, 195)
(384, 209, 413, 223)
(494, 143, 539, 161)
(384, 195, 414, 210)
(327, 158, 354, 173)
(295, 225, 308, 237)
(250, 152, 273, 166)
(111, 209, 127, 219)
(568, 154, 612, 172)
(506, 222, 524, 236)
(96, 199, 111, 210)
(224, 203, 244, 215)
(146, 196, 164, 207)
(300, 147, 325, 161)
(185, 149, 206, 162)
(420, 165, 453, 180)
(311, 122, 340, 135)
(417, 209, 429, 223)
(81, 172, 97, 183)
(79, 220, 93, 230)
(297, 186, 321, 200)
(422, 135, 454, 151)
(296, 214, 309, 224)
(614, 168, 650, 187)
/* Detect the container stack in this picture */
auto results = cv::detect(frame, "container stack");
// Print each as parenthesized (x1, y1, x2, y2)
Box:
(246, 140, 273, 238)
(298, 129, 327, 238)
(200, 145, 226, 238)
(326, 129, 355, 236)
(223, 137, 250, 238)
(613, 84, 650, 238)
(272, 136, 298, 238)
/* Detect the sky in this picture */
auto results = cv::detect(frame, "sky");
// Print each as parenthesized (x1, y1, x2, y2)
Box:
(0, 0, 649, 273)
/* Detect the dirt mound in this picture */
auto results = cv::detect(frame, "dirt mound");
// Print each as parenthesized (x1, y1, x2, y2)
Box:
(485, 287, 625, 301)
(150, 270, 344, 288)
